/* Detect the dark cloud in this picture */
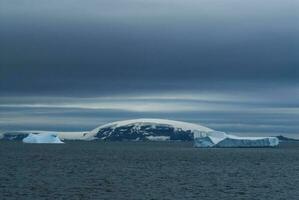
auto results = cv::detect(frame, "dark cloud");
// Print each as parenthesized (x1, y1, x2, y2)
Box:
(0, 0, 298, 137)
(1, 0, 298, 95)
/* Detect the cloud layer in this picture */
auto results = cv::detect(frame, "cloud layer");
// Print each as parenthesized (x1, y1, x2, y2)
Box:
(0, 0, 298, 138)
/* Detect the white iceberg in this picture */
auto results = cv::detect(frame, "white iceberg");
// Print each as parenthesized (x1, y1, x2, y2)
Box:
(193, 131, 279, 148)
(22, 133, 64, 144)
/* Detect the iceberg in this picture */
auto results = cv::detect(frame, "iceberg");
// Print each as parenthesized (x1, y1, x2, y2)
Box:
(22, 133, 64, 144)
(194, 131, 279, 148)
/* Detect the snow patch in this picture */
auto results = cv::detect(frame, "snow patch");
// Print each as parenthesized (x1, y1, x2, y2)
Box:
(146, 136, 170, 141)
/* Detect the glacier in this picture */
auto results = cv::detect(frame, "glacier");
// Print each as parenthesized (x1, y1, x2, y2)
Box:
(22, 133, 64, 144)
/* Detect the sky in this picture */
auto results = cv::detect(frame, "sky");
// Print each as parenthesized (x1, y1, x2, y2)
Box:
(0, 0, 299, 138)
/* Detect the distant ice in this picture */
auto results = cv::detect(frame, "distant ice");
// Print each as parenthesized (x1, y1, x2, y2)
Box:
(23, 133, 64, 144)
(194, 131, 279, 148)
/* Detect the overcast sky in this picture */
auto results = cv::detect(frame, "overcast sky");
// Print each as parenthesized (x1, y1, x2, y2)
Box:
(0, 0, 298, 137)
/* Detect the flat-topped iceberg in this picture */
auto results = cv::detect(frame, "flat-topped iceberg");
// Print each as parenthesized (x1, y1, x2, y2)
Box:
(194, 131, 279, 147)
(23, 133, 64, 144)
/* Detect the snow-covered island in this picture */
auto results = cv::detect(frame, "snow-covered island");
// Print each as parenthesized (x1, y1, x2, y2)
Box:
(84, 118, 279, 147)
(1, 118, 279, 147)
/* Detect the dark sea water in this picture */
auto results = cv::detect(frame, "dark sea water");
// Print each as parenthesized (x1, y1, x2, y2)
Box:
(0, 141, 299, 200)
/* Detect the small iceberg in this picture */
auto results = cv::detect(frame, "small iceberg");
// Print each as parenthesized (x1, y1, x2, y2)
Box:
(22, 133, 64, 144)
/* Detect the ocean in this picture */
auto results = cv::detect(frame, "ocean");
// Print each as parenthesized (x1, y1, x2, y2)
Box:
(0, 141, 298, 199)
